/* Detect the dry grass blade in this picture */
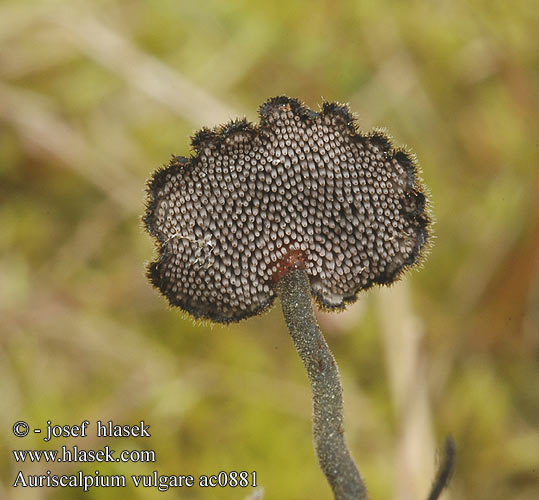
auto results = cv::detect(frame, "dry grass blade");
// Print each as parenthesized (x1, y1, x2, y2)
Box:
(0, 82, 140, 211)
(51, 10, 238, 126)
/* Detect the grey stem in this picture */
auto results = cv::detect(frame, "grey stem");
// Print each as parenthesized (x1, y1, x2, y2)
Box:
(277, 266, 369, 500)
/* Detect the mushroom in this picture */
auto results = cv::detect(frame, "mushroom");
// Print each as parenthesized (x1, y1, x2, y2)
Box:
(144, 96, 454, 499)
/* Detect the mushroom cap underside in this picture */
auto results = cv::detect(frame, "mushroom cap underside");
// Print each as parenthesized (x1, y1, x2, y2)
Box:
(144, 96, 431, 323)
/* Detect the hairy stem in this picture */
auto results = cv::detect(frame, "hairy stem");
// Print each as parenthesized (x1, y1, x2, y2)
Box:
(277, 267, 369, 500)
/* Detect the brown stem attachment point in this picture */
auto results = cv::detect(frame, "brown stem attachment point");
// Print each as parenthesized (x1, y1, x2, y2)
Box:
(277, 266, 369, 500)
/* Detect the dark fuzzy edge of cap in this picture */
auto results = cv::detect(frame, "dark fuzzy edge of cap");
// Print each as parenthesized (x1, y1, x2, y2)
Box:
(143, 156, 190, 240)
(191, 118, 257, 152)
(311, 140, 432, 311)
(146, 259, 276, 323)
(258, 95, 317, 122)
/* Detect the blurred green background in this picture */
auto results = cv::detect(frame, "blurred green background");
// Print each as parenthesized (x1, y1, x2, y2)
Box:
(1, 0, 537, 499)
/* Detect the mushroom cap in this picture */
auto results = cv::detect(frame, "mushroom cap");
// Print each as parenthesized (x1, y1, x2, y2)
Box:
(144, 96, 431, 323)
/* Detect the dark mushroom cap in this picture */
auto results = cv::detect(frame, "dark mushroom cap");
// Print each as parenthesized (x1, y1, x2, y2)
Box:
(144, 96, 431, 323)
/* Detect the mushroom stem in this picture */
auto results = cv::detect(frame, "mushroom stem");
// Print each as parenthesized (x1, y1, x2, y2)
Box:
(277, 266, 369, 500)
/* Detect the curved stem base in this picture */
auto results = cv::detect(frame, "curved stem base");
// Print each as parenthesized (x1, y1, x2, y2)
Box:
(277, 266, 455, 500)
